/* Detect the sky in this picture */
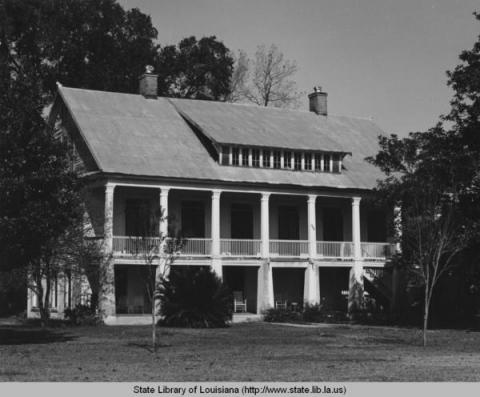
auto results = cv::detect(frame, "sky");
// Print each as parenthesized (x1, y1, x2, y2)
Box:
(119, 0, 479, 136)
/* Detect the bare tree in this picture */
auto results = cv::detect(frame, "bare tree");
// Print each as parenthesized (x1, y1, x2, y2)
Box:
(230, 44, 301, 108)
(133, 205, 183, 352)
(401, 190, 467, 346)
(226, 50, 249, 102)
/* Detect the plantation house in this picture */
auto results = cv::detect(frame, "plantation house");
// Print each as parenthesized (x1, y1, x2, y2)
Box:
(27, 70, 397, 324)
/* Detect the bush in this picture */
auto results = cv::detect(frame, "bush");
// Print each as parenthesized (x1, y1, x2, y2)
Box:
(264, 303, 349, 324)
(159, 266, 232, 328)
(64, 304, 102, 326)
(302, 303, 325, 322)
(263, 308, 303, 323)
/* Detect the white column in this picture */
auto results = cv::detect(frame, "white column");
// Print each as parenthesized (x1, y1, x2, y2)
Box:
(260, 193, 270, 258)
(104, 183, 115, 253)
(229, 147, 233, 165)
(352, 197, 361, 260)
(304, 263, 320, 306)
(311, 155, 316, 171)
(269, 152, 274, 168)
(211, 190, 222, 278)
(259, 151, 263, 168)
(258, 261, 274, 312)
(159, 187, 169, 236)
(349, 196, 364, 315)
(100, 183, 116, 321)
(239, 150, 243, 166)
(248, 149, 252, 166)
(329, 156, 333, 172)
(320, 154, 324, 171)
(301, 153, 305, 170)
(307, 195, 317, 259)
(280, 150, 284, 168)
(211, 190, 222, 257)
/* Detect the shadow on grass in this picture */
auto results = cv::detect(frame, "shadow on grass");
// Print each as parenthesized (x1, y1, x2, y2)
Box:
(126, 341, 172, 353)
(0, 326, 76, 345)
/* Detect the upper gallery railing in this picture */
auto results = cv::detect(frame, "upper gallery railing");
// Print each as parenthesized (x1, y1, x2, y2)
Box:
(269, 240, 309, 257)
(220, 239, 262, 257)
(112, 237, 395, 260)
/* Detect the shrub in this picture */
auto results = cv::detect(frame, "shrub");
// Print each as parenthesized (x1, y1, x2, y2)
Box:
(64, 304, 102, 326)
(302, 303, 325, 322)
(263, 308, 303, 323)
(159, 266, 232, 328)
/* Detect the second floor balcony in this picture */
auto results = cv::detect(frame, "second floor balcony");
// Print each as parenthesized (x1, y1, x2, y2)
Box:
(112, 236, 395, 261)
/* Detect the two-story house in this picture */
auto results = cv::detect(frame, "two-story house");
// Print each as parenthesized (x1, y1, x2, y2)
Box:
(28, 70, 396, 324)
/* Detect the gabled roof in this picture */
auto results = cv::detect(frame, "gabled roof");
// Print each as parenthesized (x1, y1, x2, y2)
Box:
(56, 86, 386, 191)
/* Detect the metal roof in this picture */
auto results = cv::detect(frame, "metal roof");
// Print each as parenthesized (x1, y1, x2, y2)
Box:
(57, 86, 386, 191)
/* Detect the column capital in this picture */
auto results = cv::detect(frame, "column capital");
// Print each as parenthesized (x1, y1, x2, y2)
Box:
(159, 187, 170, 196)
(307, 194, 317, 203)
(212, 189, 222, 199)
(105, 183, 116, 192)
(261, 192, 271, 201)
(352, 196, 361, 206)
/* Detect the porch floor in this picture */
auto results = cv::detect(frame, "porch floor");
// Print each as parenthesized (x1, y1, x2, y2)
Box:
(106, 313, 263, 326)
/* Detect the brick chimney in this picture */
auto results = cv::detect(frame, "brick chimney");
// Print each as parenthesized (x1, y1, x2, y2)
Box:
(138, 65, 158, 99)
(308, 86, 327, 116)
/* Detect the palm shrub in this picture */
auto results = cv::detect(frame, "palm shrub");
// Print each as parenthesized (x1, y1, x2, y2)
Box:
(159, 266, 233, 328)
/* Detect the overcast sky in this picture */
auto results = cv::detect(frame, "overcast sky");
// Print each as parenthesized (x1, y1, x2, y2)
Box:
(119, 0, 478, 136)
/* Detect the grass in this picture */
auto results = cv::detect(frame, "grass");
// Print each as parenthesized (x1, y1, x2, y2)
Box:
(1, 322, 480, 381)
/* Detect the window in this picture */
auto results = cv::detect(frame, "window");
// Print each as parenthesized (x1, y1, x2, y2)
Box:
(242, 148, 249, 166)
(305, 153, 312, 170)
(125, 199, 152, 236)
(314, 153, 322, 171)
(220, 146, 230, 165)
(332, 154, 341, 172)
(284, 151, 292, 169)
(324, 154, 331, 172)
(273, 151, 281, 169)
(294, 152, 302, 170)
(252, 149, 260, 167)
(262, 150, 270, 167)
(181, 201, 205, 237)
(232, 147, 239, 165)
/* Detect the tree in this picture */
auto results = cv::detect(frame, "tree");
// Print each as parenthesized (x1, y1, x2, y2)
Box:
(0, 0, 158, 323)
(0, 0, 159, 101)
(367, 13, 480, 345)
(130, 204, 183, 351)
(226, 50, 249, 102)
(232, 44, 301, 108)
(0, 74, 84, 325)
(160, 266, 233, 328)
(155, 36, 234, 100)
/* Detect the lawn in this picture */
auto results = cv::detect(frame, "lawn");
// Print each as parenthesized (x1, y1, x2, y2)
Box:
(1, 321, 480, 381)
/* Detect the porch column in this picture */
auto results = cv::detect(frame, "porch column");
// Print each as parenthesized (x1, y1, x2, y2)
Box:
(348, 196, 364, 315)
(258, 261, 274, 312)
(155, 188, 170, 315)
(260, 193, 270, 258)
(159, 187, 170, 237)
(211, 190, 222, 278)
(100, 183, 116, 321)
(304, 263, 320, 305)
(307, 195, 317, 259)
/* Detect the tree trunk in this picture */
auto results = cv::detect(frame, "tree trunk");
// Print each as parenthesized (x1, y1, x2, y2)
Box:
(152, 300, 156, 352)
(423, 283, 429, 347)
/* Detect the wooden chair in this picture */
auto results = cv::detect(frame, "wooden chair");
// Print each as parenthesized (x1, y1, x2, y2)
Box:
(233, 291, 247, 313)
(275, 296, 287, 310)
